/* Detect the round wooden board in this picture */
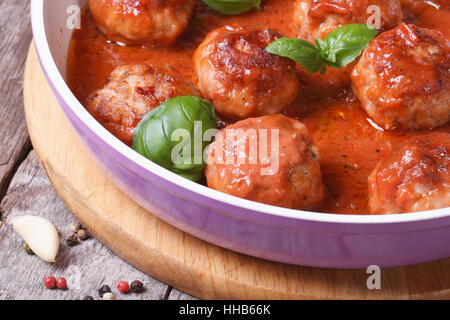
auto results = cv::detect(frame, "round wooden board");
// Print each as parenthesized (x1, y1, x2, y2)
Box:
(24, 43, 450, 300)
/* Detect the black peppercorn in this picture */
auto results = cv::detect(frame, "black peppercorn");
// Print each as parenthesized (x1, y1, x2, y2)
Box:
(83, 296, 94, 300)
(130, 280, 144, 293)
(98, 285, 112, 297)
(23, 242, 35, 255)
(66, 234, 79, 247)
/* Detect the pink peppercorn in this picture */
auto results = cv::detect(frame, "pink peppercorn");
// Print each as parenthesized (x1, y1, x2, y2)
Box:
(44, 276, 57, 289)
(57, 277, 67, 290)
(117, 281, 130, 294)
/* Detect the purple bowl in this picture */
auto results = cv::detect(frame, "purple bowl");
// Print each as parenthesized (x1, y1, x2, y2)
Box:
(31, 0, 450, 269)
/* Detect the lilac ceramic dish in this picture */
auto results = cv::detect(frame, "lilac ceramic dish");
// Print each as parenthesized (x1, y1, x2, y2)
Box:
(31, 0, 450, 269)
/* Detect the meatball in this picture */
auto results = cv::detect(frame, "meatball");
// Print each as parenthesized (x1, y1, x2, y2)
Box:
(205, 115, 325, 210)
(86, 64, 199, 145)
(351, 24, 450, 130)
(88, 0, 196, 46)
(193, 25, 300, 120)
(368, 132, 450, 214)
(293, 0, 403, 41)
(401, 0, 449, 16)
(292, 0, 402, 97)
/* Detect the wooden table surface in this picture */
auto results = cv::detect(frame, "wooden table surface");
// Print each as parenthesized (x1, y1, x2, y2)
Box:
(0, 0, 194, 300)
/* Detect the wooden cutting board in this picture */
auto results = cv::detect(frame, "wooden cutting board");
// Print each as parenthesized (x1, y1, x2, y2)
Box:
(23, 43, 450, 300)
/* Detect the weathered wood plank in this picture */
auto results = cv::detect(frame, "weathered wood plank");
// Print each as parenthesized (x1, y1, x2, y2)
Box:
(0, 0, 33, 202)
(0, 0, 191, 297)
(0, 151, 171, 300)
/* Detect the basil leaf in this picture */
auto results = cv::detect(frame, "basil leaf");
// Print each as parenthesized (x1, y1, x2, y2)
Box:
(266, 38, 325, 74)
(202, 0, 261, 15)
(265, 24, 377, 74)
(321, 24, 378, 68)
(133, 96, 217, 182)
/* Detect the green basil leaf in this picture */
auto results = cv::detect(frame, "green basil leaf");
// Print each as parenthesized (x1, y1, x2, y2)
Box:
(266, 38, 325, 74)
(321, 24, 378, 68)
(202, 0, 261, 15)
(265, 24, 377, 74)
(133, 96, 217, 182)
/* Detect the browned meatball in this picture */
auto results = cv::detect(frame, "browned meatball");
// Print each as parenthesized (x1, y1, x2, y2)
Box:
(86, 64, 199, 145)
(293, 0, 402, 97)
(89, 0, 196, 46)
(193, 25, 300, 120)
(351, 24, 450, 130)
(293, 0, 403, 41)
(205, 115, 325, 210)
(401, 0, 449, 16)
(368, 132, 450, 214)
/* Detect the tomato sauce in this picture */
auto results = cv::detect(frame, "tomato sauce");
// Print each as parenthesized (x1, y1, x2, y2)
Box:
(67, 0, 450, 214)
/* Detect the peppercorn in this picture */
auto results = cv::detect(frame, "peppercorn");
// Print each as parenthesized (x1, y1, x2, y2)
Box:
(57, 277, 67, 290)
(103, 293, 115, 300)
(117, 281, 130, 294)
(66, 234, 79, 247)
(98, 284, 111, 297)
(44, 276, 57, 289)
(77, 228, 89, 241)
(71, 221, 82, 233)
(23, 242, 34, 255)
(83, 296, 94, 300)
(130, 280, 144, 293)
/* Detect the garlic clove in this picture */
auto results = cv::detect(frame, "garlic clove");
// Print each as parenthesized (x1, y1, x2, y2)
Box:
(9, 215, 60, 263)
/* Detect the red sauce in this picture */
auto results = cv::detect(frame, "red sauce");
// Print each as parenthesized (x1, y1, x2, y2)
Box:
(67, 0, 450, 214)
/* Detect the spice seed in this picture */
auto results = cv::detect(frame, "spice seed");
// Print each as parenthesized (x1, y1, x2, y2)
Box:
(23, 242, 35, 255)
(117, 281, 130, 294)
(57, 277, 67, 290)
(77, 229, 89, 241)
(66, 234, 79, 247)
(130, 280, 144, 293)
(98, 284, 111, 297)
(44, 276, 57, 289)
(71, 221, 82, 233)
(103, 293, 115, 300)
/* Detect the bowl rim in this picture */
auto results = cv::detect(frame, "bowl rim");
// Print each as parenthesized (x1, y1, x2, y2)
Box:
(31, 0, 450, 225)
